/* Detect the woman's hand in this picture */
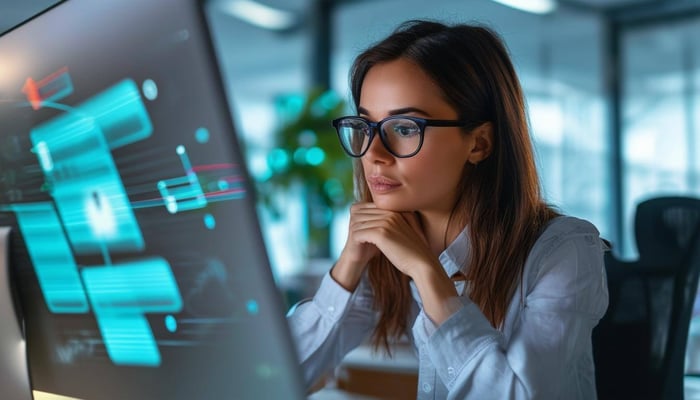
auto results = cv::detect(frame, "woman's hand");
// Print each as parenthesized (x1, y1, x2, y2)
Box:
(343, 202, 434, 278)
(334, 202, 439, 284)
(333, 202, 430, 291)
(334, 202, 460, 324)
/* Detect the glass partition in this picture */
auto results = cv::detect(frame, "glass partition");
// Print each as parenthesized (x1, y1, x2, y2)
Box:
(621, 18, 700, 259)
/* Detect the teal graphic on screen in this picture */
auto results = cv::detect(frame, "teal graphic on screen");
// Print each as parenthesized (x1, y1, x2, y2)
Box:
(5, 61, 249, 354)
(30, 79, 148, 256)
(3, 74, 250, 367)
(12, 78, 182, 366)
(0, 0, 306, 398)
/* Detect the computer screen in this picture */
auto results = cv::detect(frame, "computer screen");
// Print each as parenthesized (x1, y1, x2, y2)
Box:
(0, 0, 305, 398)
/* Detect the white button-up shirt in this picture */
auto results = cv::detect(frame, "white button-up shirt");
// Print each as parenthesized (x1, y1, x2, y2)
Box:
(287, 216, 609, 399)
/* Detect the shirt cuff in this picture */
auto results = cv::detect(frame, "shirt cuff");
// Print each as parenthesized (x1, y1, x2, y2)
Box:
(412, 309, 436, 347)
(412, 296, 466, 348)
(310, 272, 353, 323)
(426, 297, 501, 388)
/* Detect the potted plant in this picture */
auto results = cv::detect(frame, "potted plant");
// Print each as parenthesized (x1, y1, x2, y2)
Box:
(258, 88, 354, 259)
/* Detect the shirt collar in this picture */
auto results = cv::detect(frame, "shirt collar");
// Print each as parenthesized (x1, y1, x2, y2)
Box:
(410, 226, 471, 303)
(438, 226, 470, 278)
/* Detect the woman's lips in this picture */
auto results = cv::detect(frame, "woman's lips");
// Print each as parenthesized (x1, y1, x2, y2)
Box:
(367, 176, 401, 193)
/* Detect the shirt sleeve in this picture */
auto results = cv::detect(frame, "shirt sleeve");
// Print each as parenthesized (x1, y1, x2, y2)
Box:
(286, 271, 377, 389)
(413, 224, 609, 399)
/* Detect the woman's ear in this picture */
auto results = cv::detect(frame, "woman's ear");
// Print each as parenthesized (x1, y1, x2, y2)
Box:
(467, 122, 493, 165)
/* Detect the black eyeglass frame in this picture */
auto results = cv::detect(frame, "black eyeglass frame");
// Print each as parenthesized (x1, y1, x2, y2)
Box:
(331, 115, 471, 158)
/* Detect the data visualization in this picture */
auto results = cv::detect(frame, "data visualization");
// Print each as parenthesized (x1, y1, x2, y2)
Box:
(0, 1, 304, 399)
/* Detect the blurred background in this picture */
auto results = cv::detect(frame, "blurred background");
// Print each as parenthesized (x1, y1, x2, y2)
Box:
(3, 0, 696, 279)
(200, 0, 700, 278)
(1, 0, 700, 398)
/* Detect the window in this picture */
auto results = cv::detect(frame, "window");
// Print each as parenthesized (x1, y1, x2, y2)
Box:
(621, 18, 700, 258)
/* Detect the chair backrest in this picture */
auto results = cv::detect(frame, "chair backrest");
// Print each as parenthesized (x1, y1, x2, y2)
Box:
(594, 196, 700, 400)
(635, 196, 700, 266)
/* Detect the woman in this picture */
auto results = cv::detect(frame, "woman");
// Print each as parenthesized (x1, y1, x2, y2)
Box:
(287, 20, 608, 399)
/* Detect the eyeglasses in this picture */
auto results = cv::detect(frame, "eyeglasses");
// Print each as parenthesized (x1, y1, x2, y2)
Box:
(331, 115, 470, 158)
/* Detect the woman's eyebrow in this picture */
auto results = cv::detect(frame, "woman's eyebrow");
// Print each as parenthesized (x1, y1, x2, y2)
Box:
(357, 106, 429, 117)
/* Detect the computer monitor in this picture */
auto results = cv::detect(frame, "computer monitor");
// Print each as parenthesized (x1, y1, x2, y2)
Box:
(0, 0, 306, 399)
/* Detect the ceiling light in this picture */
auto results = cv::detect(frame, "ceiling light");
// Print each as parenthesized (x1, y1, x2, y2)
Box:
(491, 0, 557, 14)
(217, 0, 299, 31)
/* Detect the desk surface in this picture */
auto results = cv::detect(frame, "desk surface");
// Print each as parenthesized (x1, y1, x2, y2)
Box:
(307, 343, 419, 400)
(341, 342, 418, 373)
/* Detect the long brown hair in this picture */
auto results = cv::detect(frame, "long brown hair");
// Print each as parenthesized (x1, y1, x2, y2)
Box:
(348, 20, 558, 352)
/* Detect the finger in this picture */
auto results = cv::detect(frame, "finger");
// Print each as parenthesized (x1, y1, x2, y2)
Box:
(349, 209, 397, 226)
(349, 218, 388, 233)
(350, 202, 377, 212)
(350, 210, 405, 229)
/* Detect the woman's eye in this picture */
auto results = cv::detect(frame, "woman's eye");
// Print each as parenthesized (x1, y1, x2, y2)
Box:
(392, 124, 419, 137)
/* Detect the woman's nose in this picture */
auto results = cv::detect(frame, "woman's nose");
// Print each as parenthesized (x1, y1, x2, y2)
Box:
(364, 130, 393, 162)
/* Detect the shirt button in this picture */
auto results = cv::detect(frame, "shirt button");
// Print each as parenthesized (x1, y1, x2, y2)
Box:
(422, 383, 432, 392)
(327, 306, 335, 314)
(447, 367, 455, 376)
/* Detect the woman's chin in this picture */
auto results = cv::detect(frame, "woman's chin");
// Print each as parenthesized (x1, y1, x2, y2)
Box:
(371, 198, 414, 212)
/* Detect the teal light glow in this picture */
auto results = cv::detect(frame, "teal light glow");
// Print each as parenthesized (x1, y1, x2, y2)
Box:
(165, 315, 177, 333)
(217, 179, 229, 191)
(142, 79, 158, 101)
(204, 213, 216, 230)
(195, 127, 210, 143)
(267, 148, 289, 171)
(246, 299, 259, 315)
(256, 169, 272, 182)
(305, 147, 325, 166)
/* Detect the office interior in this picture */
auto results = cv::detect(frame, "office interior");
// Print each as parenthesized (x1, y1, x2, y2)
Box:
(1, 0, 699, 399)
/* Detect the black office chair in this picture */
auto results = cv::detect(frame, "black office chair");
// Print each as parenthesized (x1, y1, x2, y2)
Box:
(593, 196, 700, 400)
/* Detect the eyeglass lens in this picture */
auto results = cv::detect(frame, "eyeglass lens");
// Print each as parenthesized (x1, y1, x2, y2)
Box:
(336, 118, 422, 157)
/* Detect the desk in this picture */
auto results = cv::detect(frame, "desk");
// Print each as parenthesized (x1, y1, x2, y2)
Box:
(316, 342, 419, 399)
